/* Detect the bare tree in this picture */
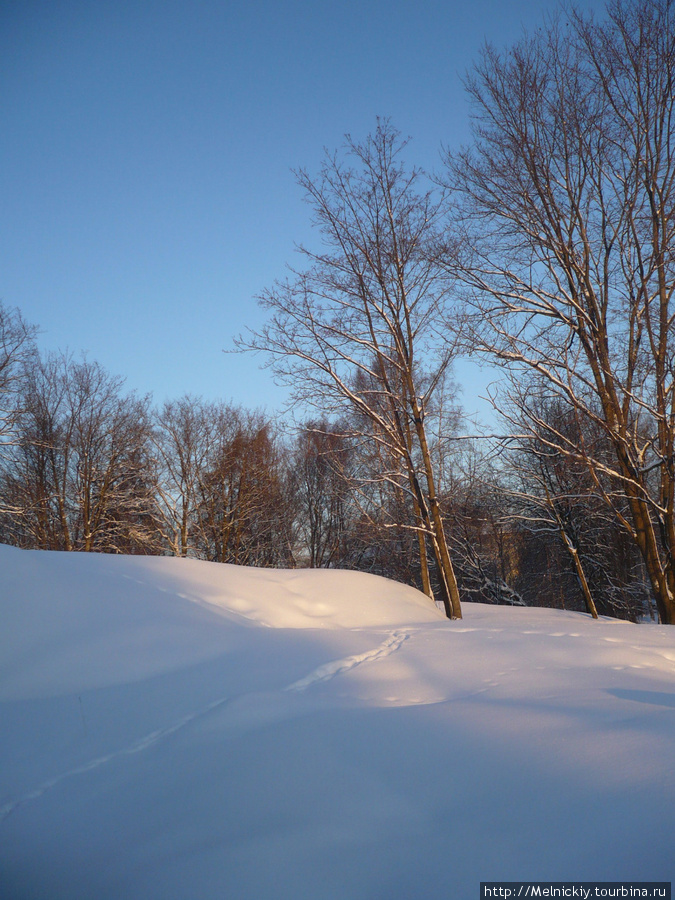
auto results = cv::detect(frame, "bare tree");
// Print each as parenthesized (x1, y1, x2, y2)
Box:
(446, 0, 675, 622)
(2, 353, 157, 552)
(153, 396, 216, 557)
(441, 443, 526, 607)
(501, 392, 603, 618)
(195, 405, 293, 567)
(0, 302, 37, 457)
(290, 419, 355, 568)
(499, 385, 652, 619)
(241, 121, 462, 617)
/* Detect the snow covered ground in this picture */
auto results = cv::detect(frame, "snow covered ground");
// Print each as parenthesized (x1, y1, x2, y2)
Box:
(1, 544, 674, 899)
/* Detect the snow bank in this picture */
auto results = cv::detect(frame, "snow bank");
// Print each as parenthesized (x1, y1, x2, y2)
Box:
(0, 546, 441, 699)
(1, 545, 673, 899)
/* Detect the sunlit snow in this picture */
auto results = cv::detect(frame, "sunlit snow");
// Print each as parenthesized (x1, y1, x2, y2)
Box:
(1, 544, 673, 899)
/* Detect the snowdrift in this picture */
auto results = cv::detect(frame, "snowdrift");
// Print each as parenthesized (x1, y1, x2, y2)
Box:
(1, 545, 674, 899)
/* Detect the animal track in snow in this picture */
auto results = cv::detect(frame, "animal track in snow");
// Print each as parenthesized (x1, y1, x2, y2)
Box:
(284, 629, 411, 693)
(1, 629, 413, 823)
(0, 694, 232, 824)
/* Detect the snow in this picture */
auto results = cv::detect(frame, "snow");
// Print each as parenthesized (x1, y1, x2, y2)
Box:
(1, 545, 673, 899)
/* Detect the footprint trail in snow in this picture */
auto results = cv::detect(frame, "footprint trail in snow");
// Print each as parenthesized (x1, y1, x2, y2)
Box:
(284, 629, 411, 692)
(0, 628, 412, 823)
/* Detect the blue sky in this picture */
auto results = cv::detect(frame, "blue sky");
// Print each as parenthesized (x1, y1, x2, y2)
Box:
(1, 0, 607, 419)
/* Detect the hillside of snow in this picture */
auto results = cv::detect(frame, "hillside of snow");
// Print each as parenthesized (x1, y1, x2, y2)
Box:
(1, 545, 674, 899)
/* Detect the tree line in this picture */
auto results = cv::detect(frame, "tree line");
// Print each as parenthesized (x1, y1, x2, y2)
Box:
(0, 303, 654, 624)
(2, 0, 673, 623)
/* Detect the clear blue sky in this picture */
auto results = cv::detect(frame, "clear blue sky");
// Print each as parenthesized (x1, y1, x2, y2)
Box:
(1, 0, 607, 419)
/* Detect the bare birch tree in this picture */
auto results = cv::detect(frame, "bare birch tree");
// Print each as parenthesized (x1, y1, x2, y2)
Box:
(241, 121, 462, 617)
(153, 396, 216, 557)
(446, 0, 675, 623)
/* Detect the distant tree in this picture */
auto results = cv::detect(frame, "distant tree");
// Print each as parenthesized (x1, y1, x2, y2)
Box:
(1, 353, 157, 552)
(195, 406, 294, 567)
(153, 396, 216, 557)
(500, 386, 651, 620)
(0, 302, 37, 457)
(442, 444, 526, 608)
(290, 419, 355, 568)
(240, 121, 462, 618)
